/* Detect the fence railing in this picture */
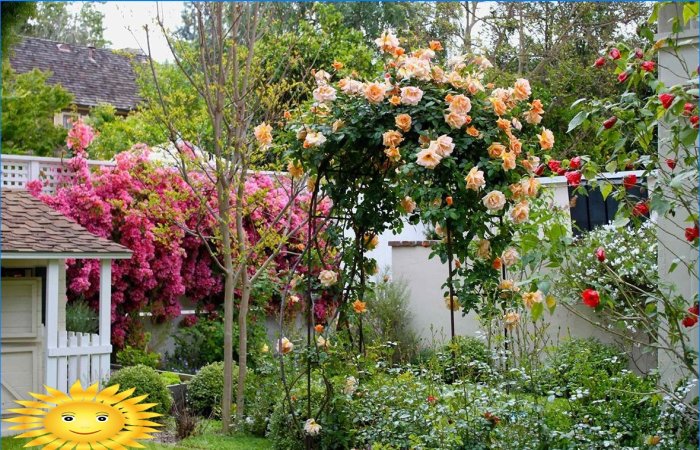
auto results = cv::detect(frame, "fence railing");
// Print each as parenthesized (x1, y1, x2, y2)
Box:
(45, 331, 112, 391)
(1, 154, 114, 194)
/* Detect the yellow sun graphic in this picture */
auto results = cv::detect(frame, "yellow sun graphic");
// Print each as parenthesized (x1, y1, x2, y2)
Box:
(3, 380, 162, 449)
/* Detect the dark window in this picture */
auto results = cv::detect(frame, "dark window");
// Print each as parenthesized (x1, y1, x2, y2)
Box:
(569, 180, 648, 236)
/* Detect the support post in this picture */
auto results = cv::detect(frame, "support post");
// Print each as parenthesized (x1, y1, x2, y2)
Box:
(45, 260, 60, 389)
(98, 259, 112, 386)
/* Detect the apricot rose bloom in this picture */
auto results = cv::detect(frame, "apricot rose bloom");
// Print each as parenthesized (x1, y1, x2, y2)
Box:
(501, 151, 516, 171)
(524, 99, 544, 125)
(375, 30, 399, 52)
(513, 78, 531, 101)
(395, 114, 412, 132)
(448, 94, 472, 115)
(416, 147, 442, 169)
(318, 270, 338, 287)
(490, 97, 507, 116)
(401, 196, 417, 213)
(504, 310, 520, 329)
(287, 161, 304, 178)
(521, 290, 544, 308)
(521, 177, 540, 197)
(510, 200, 530, 224)
(353, 299, 367, 314)
(483, 190, 507, 211)
(467, 126, 481, 137)
(277, 337, 294, 355)
(433, 135, 455, 157)
(499, 279, 519, 291)
(444, 295, 461, 311)
(476, 239, 491, 259)
(364, 82, 387, 103)
(400, 86, 424, 105)
(465, 167, 486, 191)
(254, 122, 273, 147)
(304, 131, 327, 148)
(339, 78, 364, 95)
(488, 142, 506, 159)
(444, 111, 468, 129)
(538, 128, 555, 150)
(313, 84, 337, 103)
(383, 130, 404, 148)
(502, 247, 519, 267)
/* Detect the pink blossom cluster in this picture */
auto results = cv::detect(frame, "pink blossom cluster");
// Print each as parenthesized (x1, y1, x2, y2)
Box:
(66, 118, 96, 154)
(29, 123, 334, 346)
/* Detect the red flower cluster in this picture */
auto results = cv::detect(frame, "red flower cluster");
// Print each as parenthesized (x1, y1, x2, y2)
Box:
(565, 170, 582, 187)
(659, 93, 675, 109)
(632, 201, 649, 217)
(682, 305, 699, 328)
(623, 174, 637, 190)
(685, 224, 699, 242)
(582, 288, 600, 308)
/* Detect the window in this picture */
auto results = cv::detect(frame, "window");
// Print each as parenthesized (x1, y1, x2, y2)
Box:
(569, 180, 648, 236)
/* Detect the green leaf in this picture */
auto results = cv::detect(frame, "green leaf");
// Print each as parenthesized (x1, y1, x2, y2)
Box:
(613, 216, 630, 228)
(567, 111, 588, 133)
(605, 161, 617, 173)
(600, 182, 613, 201)
(683, 3, 699, 24)
(531, 301, 544, 321)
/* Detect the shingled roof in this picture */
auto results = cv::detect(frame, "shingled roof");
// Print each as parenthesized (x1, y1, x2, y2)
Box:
(1, 190, 132, 258)
(9, 36, 146, 112)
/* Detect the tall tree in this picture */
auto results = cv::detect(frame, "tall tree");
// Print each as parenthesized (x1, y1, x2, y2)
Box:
(20, 2, 110, 47)
(1, 2, 36, 57)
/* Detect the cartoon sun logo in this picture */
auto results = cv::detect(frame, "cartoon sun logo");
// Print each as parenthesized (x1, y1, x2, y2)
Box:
(4, 380, 161, 449)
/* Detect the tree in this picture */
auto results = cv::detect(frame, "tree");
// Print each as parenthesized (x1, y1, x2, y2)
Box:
(1, 66, 73, 156)
(1, 2, 36, 58)
(20, 2, 110, 47)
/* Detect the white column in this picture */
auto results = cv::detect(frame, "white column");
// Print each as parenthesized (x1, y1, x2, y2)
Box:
(45, 260, 60, 389)
(98, 259, 112, 386)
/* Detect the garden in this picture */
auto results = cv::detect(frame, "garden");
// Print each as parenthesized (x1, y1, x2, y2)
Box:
(2, 2, 699, 450)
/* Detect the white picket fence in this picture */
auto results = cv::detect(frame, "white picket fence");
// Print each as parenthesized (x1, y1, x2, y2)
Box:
(1, 154, 114, 194)
(45, 331, 112, 391)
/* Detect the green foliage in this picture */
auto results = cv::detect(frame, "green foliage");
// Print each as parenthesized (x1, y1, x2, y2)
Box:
(364, 274, 419, 363)
(64, 298, 98, 333)
(116, 345, 161, 369)
(86, 103, 167, 159)
(20, 2, 110, 48)
(439, 336, 492, 382)
(1, 3, 36, 57)
(187, 361, 238, 419)
(107, 364, 173, 416)
(159, 371, 182, 386)
(241, 360, 283, 437)
(1, 66, 72, 156)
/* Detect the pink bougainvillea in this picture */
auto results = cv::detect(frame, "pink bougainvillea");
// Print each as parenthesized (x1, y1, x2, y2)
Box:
(30, 122, 334, 347)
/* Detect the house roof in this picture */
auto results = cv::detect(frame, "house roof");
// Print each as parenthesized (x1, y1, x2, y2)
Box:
(1, 190, 132, 259)
(9, 36, 146, 112)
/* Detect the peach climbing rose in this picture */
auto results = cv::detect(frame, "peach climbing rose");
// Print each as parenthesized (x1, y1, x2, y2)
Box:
(313, 84, 337, 103)
(304, 131, 327, 148)
(383, 130, 404, 148)
(499, 279, 519, 292)
(401, 196, 416, 213)
(416, 147, 442, 169)
(448, 94, 472, 115)
(363, 233, 379, 250)
(395, 114, 412, 132)
(513, 78, 531, 101)
(502, 247, 519, 267)
(465, 167, 485, 191)
(332, 119, 345, 132)
(353, 300, 367, 314)
(467, 126, 480, 137)
(339, 78, 364, 95)
(521, 155, 540, 173)
(501, 151, 516, 171)
(400, 86, 424, 105)
(521, 290, 544, 308)
(433, 135, 455, 157)
(509, 182, 524, 199)
(314, 324, 324, 333)
(521, 177, 540, 197)
(510, 200, 530, 224)
(509, 137, 522, 155)
(318, 270, 338, 287)
(524, 99, 544, 124)
(488, 142, 506, 159)
(314, 70, 331, 85)
(444, 295, 461, 311)
(512, 117, 523, 131)
(287, 161, 304, 178)
(490, 97, 507, 116)
(276, 337, 294, 355)
(504, 311, 520, 329)
(475, 239, 491, 259)
(496, 118, 511, 132)
(384, 146, 401, 161)
(254, 122, 273, 147)
(538, 128, 555, 150)
(375, 30, 399, 52)
(483, 190, 507, 211)
(364, 82, 386, 103)
(444, 111, 467, 129)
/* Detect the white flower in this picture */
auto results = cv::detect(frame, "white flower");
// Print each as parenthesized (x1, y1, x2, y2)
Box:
(313, 84, 337, 103)
(304, 131, 327, 148)
(344, 376, 358, 395)
(304, 418, 322, 436)
(318, 270, 338, 287)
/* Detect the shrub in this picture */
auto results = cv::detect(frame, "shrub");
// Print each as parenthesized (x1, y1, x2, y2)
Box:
(106, 364, 172, 416)
(439, 336, 492, 382)
(116, 345, 160, 369)
(187, 361, 237, 418)
(241, 359, 282, 437)
(159, 371, 182, 386)
(65, 299, 98, 333)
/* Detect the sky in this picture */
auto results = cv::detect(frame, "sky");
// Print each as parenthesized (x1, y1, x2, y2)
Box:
(70, 2, 184, 62)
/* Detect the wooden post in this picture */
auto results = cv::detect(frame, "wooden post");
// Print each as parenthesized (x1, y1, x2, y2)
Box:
(45, 260, 60, 389)
(98, 259, 112, 386)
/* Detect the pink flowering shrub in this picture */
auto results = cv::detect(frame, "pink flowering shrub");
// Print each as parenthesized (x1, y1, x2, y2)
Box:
(30, 123, 333, 347)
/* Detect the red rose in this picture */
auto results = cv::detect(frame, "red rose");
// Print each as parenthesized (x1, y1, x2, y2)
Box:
(569, 156, 582, 169)
(623, 174, 637, 190)
(634, 48, 644, 59)
(582, 289, 600, 308)
(594, 57, 606, 68)
(688, 304, 699, 316)
(565, 170, 582, 187)
(682, 316, 698, 328)
(685, 225, 699, 242)
(617, 72, 629, 83)
(640, 61, 655, 72)
(659, 93, 675, 109)
(609, 48, 621, 60)
(666, 158, 677, 170)
(548, 160, 561, 173)
(595, 247, 606, 262)
(691, 115, 699, 128)
(603, 116, 618, 129)
(632, 201, 649, 217)
(683, 102, 695, 115)
(534, 164, 545, 176)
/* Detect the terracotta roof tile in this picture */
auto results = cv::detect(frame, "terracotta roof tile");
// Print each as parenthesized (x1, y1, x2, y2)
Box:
(1, 190, 132, 256)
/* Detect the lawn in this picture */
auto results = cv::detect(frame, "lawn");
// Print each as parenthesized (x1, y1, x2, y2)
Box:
(1, 433, 271, 450)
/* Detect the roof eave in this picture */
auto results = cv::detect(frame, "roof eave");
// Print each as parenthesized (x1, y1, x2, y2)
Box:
(1, 251, 133, 260)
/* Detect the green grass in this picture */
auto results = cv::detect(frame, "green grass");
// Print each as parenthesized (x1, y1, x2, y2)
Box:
(2, 433, 271, 450)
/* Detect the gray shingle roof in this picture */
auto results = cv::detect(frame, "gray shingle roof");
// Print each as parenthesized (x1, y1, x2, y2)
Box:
(1, 190, 132, 257)
(9, 36, 146, 112)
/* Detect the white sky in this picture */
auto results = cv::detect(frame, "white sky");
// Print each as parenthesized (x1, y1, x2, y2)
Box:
(70, 2, 184, 62)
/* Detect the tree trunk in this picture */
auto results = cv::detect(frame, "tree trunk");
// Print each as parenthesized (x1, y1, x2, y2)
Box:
(235, 262, 251, 420)
(220, 200, 234, 432)
(517, 4, 526, 74)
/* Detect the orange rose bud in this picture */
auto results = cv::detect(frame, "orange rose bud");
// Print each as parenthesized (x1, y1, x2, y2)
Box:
(353, 300, 367, 314)
(314, 324, 324, 333)
(332, 60, 343, 71)
(492, 257, 503, 270)
(389, 95, 401, 106)
(393, 47, 405, 57)
(283, 110, 292, 120)
(445, 94, 454, 103)
(429, 40, 443, 51)
(455, 259, 462, 268)
(446, 196, 453, 206)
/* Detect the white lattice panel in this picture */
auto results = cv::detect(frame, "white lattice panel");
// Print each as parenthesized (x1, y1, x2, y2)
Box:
(1, 161, 29, 190)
